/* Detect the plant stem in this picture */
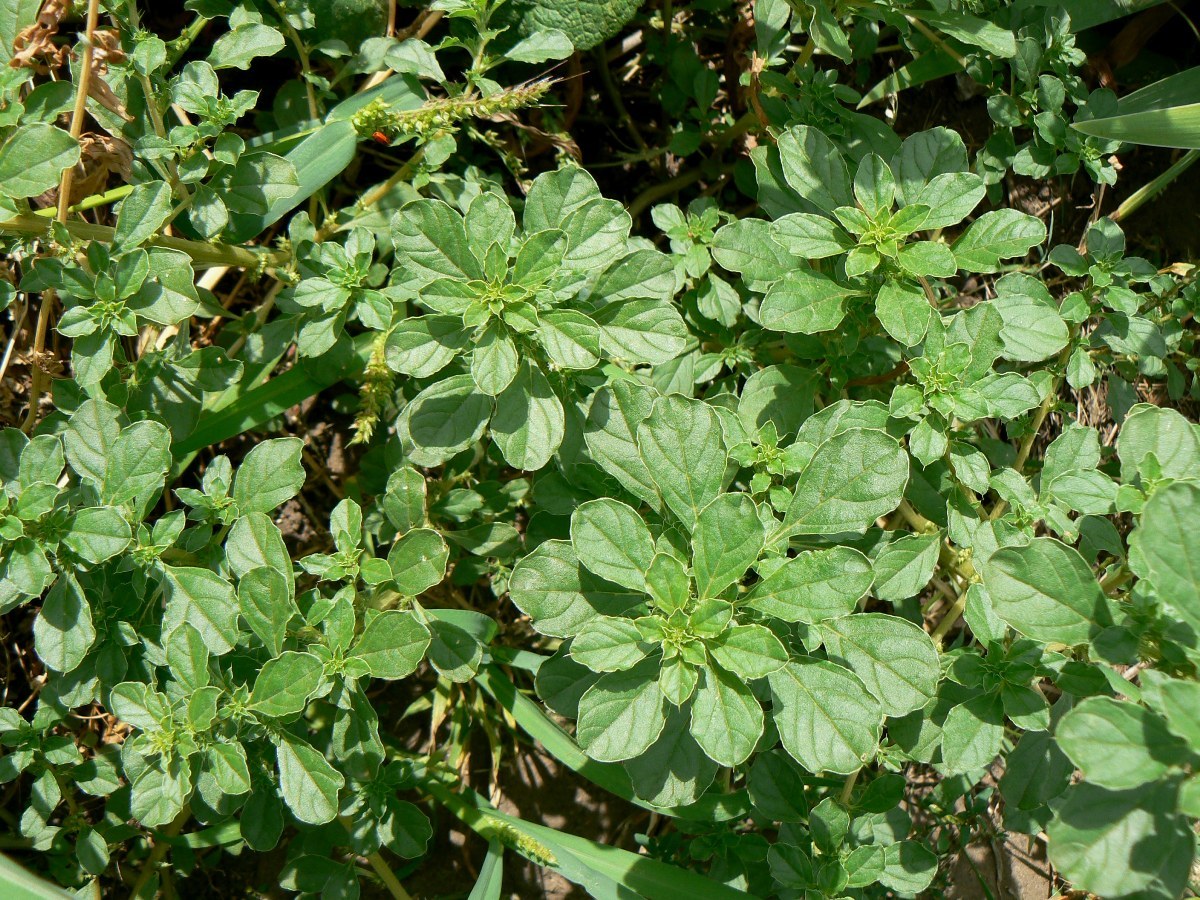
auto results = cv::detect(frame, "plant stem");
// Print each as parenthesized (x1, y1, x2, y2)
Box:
(0, 214, 284, 270)
(32, 184, 133, 218)
(129, 806, 190, 898)
(323, 147, 426, 238)
(338, 816, 414, 900)
(987, 354, 1066, 521)
(126, 2, 191, 200)
(226, 281, 284, 358)
(1100, 565, 1132, 595)
(267, 0, 320, 120)
(904, 15, 966, 67)
(840, 768, 860, 804)
(23, 0, 101, 433)
(594, 47, 651, 159)
(1112, 149, 1200, 223)
(628, 164, 733, 219)
(930, 588, 968, 647)
(56, 0, 101, 224)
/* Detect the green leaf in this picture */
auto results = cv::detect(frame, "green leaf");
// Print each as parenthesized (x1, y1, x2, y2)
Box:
(576, 659, 668, 762)
(689, 664, 764, 766)
(776, 126, 852, 215)
(467, 841, 504, 900)
(594, 299, 688, 365)
(950, 210, 1046, 274)
(783, 428, 909, 535)
(593, 249, 677, 303)
(130, 756, 190, 828)
(385, 315, 468, 377)
(584, 381, 661, 509)
(233, 437, 305, 514)
(706, 624, 787, 680)
(769, 658, 882, 775)
(162, 565, 239, 655)
(1072, 64, 1200, 149)
(0, 1, 40, 68)
(748, 750, 809, 822)
(691, 494, 764, 599)
(201, 742, 251, 796)
(982, 538, 1111, 644)
(1048, 782, 1194, 900)
(391, 199, 484, 283)
(250, 651, 325, 718)
(711, 218, 794, 284)
(898, 240, 957, 278)
(33, 575, 94, 674)
(115, 181, 174, 248)
(509, 540, 643, 639)
(0, 124, 80, 199)
(387, 528, 448, 595)
(757, 269, 852, 334)
(878, 841, 938, 894)
(1000, 729, 1073, 811)
(875, 280, 932, 347)
(771, 213, 852, 259)
(637, 396, 727, 531)
(1130, 482, 1200, 638)
(223, 119, 359, 241)
(208, 23, 285, 69)
(350, 611, 430, 679)
(737, 364, 816, 437)
(820, 614, 939, 717)
(62, 507, 131, 564)
(226, 512, 293, 595)
(537, 309, 601, 370)
(274, 734, 344, 826)
(238, 567, 295, 658)
(491, 360, 565, 471)
(915, 174, 986, 230)
(102, 421, 171, 506)
(558, 197, 631, 270)
(914, 10, 1016, 57)
(745, 547, 873, 623)
(569, 616, 649, 673)
(993, 275, 1069, 362)
(524, 166, 603, 230)
(506, 28, 574, 63)
(624, 707, 718, 807)
(477, 666, 749, 821)
(644, 553, 690, 614)
(1056, 697, 1188, 790)
(220, 152, 298, 217)
(1117, 404, 1200, 483)
(570, 498, 656, 592)
(871, 532, 940, 601)
(427, 618, 484, 682)
(859, 50, 962, 109)
(471, 322, 519, 396)
(940, 695, 1004, 774)
(62, 399, 119, 486)
(400, 374, 492, 467)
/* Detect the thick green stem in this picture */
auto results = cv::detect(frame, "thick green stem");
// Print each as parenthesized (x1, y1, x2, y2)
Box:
(930, 590, 968, 647)
(840, 768, 860, 805)
(0, 214, 285, 270)
(338, 816, 414, 900)
(129, 806, 190, 898)
(1113, 149, 1200, 223)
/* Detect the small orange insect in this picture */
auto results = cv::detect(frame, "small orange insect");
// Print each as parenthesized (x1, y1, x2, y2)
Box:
(372, 131, 390, 146)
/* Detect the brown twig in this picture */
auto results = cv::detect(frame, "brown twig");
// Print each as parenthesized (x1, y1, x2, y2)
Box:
(22, 0, 101, 433)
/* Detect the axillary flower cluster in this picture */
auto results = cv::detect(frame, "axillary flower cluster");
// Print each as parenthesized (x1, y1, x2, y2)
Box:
(351, 80, 553, 143)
